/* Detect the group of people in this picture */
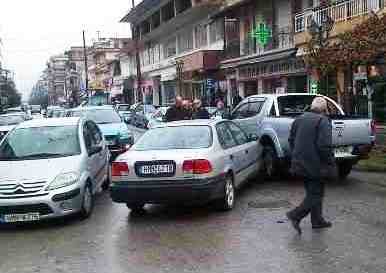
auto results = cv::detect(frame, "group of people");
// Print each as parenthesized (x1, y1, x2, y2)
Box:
(164, 96, 224, 122)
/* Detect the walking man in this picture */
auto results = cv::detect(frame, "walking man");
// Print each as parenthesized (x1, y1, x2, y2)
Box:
(286, 97, 335, 234)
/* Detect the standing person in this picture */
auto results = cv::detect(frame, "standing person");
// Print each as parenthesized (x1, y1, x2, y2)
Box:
(286, 97, 335, 234)
(182, 99, 192, 120)
(192, 99, 210, 119)
(164, 96, 185, 122)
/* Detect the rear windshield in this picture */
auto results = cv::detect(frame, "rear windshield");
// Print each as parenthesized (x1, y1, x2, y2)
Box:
(133, 125, 213, 151)
(277, 95, 316, 116)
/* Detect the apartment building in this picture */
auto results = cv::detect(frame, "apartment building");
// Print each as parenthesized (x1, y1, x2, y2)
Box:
(46, 54, 68, 104)
(121, 0, 225, 105)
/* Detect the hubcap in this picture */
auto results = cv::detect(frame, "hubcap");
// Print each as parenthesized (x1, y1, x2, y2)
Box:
(225, 179, 234, 207)
(83, 187, 92, 213)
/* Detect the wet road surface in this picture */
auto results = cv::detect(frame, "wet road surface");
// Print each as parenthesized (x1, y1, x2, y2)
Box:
(1, 171, 386, 273)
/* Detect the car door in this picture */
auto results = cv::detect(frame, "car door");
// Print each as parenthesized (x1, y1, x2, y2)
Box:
(226, 121, 261, 180)
(216, 122, 245, 187)
(88, 121, 109, 188)
(83, 121, 102, 190)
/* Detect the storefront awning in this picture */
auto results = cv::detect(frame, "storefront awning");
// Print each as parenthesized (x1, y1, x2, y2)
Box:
(221, 49, 297, 69)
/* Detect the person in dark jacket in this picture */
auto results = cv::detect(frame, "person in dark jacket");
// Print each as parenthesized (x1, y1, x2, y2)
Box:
(164, 96, 186, 122)
(192, 99, 210, 119)
(286, 97, 335, 234)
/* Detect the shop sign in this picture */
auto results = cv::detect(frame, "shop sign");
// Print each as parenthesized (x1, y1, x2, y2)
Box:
(310, 81, 319, 94)
(250, 23, 272, 47)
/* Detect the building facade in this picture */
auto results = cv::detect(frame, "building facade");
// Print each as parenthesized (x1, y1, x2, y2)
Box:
(121, 0, 225, 106)
(46, 54, 68, 105)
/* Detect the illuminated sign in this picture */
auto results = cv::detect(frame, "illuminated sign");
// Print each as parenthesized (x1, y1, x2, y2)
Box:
(250, 23, 272, 47)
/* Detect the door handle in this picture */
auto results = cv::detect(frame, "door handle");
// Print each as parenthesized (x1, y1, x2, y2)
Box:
(245, 150, 249, 154)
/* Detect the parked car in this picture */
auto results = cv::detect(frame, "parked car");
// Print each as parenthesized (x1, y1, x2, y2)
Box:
(66, 106, 134, 157)
(0, 113, 29, 140)
(46, 106, 63, 118)
(228, 93, 376, 180)
(30, 105, 41, 114)
(110, 119, 262, 213)
(147, 106, 169, 128)
(129, 104, 157, 129)
(0, 117, 110, 223)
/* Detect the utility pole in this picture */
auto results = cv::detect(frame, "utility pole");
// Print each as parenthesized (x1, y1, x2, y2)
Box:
(131, 0, 142, 103)
(82, 30, 89, 97)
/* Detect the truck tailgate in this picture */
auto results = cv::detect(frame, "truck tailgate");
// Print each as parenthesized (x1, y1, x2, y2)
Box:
(331, 118, 373, 147)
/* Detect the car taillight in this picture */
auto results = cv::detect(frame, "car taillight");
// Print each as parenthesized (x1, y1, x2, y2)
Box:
(182, 159, 212, 174)
(371, 120, 377, 136)
(112, 162, 129, 176)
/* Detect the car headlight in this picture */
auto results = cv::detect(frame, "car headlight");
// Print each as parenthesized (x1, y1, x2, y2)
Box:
(46, 172, 79, 191)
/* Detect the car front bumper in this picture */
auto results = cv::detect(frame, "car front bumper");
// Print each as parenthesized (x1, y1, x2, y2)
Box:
(110, 174, 226, 205)
(0, 186, 84, 223)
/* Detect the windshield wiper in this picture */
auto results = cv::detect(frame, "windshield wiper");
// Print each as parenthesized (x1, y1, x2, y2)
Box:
(17, 153, 72, 159)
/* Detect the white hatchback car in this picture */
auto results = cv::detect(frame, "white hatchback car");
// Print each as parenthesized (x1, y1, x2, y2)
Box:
(111, 120, 263, 213)
(0, 117, 110, 223)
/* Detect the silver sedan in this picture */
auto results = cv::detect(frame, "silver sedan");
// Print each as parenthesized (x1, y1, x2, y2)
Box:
(110, 119, 263, 213)
(0, 117, 110, 223)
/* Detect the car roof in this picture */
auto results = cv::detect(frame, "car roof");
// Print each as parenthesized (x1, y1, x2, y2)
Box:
(244, 93, 321, 100)
(152, 119, 220, 129)
(17, 117, 81, 128)
(72, 105, 114, 111)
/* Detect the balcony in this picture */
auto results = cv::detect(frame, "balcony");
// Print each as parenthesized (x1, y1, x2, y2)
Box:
(294, 0, 383, 34)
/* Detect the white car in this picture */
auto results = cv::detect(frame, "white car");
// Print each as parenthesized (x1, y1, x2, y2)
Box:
(110, 119, 263, 213)
(0, 117, 110, 223)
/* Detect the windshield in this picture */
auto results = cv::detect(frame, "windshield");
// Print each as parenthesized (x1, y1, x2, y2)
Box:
(0, 115, 24, 126)
(68, 109, 121, 124)
(277, 95, 317, 116)
(133, 125, 212, 151)
(0, 126, 81, 161)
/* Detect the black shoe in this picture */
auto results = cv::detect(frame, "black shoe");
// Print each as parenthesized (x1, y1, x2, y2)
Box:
(286, 212, 302, 234)
(312, 221, 332, 229)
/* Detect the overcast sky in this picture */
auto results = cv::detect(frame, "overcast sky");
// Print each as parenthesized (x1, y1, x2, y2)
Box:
(0, 0, 142, 99)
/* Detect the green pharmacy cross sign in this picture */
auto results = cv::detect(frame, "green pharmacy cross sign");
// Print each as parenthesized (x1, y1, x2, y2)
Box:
(250, 23, 272, 47)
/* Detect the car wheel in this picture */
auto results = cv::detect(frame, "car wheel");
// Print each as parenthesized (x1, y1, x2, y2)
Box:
(338, 162, 353, 180)
(216, 175, 235, 211)
(102, 164, 111, 191)
(263, 145, 279, 179)
(126, 203, 145, 215)
(79, 183, 94, 220)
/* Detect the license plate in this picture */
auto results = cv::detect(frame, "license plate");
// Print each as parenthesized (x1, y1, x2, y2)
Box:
(140, 164, 174, 175)
(2, 213, 40, 223)
(334, 146, 353, 157)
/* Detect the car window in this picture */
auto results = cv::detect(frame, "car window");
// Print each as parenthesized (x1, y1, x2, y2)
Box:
(327, 100, 341, 116)
(248, 101, 264, 116)
(231, 103, 249, 119)
(135, 105, 144, 114)
(277, 95, 315, 116)
(269, 104, 277, 116)
(83, 123, 93, 152)
(216, 122, 237, 149)
(226, 122, 248, 145)
(88, 121, 103, 146)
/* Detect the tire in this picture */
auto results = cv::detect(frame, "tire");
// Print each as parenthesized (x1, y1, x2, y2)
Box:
(101, 164, 111, 191)
(79, 183, 94, 220)
(338, 162, 353, 180)
(263, 145, 280, 179)
(216, 175, 235, 211)
(126, 203, 145, 215)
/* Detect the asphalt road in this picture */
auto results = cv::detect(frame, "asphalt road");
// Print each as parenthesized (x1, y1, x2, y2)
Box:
(0, 171, 385, 273)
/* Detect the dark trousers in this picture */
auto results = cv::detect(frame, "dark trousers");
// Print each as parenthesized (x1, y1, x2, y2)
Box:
(288, 177, 325, 225)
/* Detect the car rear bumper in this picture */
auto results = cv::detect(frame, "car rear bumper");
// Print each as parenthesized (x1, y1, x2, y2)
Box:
(110, 174, 226, 205)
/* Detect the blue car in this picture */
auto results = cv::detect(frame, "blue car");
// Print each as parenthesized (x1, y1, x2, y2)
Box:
(67, 106, 134, 157)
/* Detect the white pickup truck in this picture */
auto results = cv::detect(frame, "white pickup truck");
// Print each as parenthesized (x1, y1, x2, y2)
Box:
(228, 93, 376, 180)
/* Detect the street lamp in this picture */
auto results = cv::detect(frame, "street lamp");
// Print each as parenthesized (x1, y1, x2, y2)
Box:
(176, 60, 184, 97)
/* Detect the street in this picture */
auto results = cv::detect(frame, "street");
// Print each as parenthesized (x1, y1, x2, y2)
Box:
(1, 171, 385, 273)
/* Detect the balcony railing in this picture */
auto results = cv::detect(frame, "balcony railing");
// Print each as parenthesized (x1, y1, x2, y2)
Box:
(295, 0, 382, 33)
(224, 26, 294, 59)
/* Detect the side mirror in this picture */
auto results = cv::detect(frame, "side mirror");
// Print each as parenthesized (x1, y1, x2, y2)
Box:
(90, 145, 103, 155)
(248, 133, 259, 142)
